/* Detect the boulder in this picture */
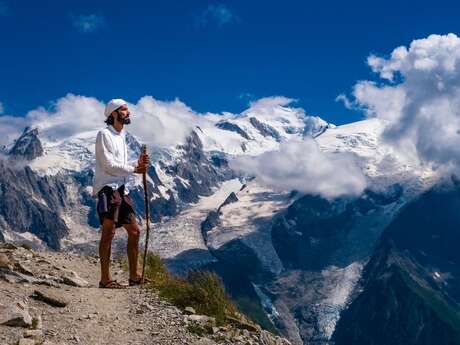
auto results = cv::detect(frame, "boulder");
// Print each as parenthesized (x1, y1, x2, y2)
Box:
(0, 253, 11, 269)
(32, 289, 69, 308)
(184, 306, 196, 315)
(61, 271, 89, 287)
(0, 301, 32, 327)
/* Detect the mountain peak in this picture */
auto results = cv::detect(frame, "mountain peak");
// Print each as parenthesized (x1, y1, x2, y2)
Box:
(8, 126, 44, 160)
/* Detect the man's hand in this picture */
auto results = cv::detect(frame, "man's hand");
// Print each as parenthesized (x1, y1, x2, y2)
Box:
(134, 153, 150, 174)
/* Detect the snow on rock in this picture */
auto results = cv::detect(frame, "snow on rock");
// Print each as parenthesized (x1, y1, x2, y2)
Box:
(205, 179, 291, 276)
(318, 262, 363, 339)
(316, 118, 437, 196)
(148, 179, 243, 270)
(197, 103, 334, 156)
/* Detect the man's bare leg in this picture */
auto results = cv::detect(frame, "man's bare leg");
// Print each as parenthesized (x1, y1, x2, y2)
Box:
(123, 222, 141, 280)
(99, 218, 116, 284)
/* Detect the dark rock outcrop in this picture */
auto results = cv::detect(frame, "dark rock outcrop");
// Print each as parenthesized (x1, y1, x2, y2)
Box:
(201, 192, 239, 240)
(249, 117, 281, 142)
(0, 127, 236, 250)
(0, 162, 70, 250)
(169, 131, 235, 205)
(333, 184, 460, 345)
(8, 127, 43, 160)
(271, 185, 403, 271)
(216, 121, 251, 140)
(261, 185, 405, 344)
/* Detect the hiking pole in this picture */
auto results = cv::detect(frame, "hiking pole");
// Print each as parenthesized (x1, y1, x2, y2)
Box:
(141, 144, 150, 288)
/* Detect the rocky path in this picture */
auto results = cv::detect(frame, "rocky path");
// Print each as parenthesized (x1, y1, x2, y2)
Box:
(0, 243, 290, 345)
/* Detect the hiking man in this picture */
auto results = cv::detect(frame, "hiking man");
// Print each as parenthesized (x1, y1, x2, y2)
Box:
(93, 98, 150, 288)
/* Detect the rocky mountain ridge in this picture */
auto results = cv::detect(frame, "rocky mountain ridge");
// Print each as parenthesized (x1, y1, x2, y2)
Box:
(332, 182, 460, 345)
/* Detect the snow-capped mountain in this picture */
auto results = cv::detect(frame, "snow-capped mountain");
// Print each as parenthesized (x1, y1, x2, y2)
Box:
(193, 117, 436, 344)
(197, 103, 333, 156)
(0, 105, 332, 249)
(0, 106, 443, 345)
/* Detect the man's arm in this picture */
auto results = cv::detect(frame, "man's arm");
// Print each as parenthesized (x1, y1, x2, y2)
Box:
(96, 131, 135, 176)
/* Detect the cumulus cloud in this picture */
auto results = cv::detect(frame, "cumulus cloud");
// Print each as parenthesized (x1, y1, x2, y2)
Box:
(229, 138, 367, 199)
(0, 94, 198, 148)
(128, 96, 200, 147)
(345, 33, 460, 173)
(0, 115, 29, 146)
(72, 14, 104, 33)
(197, 4, 236, 27)
(353, 81, 406, 121)
(26, 94, 105, 140)
(242, 96, 304, 120)
(0, 93, 367, 199)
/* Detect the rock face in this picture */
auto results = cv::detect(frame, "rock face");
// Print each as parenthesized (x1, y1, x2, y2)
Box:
(216, 121, 251, 140)
(333, 183, 460, 345)
(171, 131, 235, 204)
(0, 128, 233, 250)
(249, 117, 281, 142)
(0, 161, 70, 250)
(271, 185, 404, 271)
(199, 181, 408, 345)
(8, 127, 44, 160)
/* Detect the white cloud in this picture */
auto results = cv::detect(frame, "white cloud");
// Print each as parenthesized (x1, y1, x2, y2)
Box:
(72, 14, 104, 33)
(353, 81, 406, 121)
(243, 96, 304, 120)
(0, 115, 29, 146)
(0, 94, 367, 199)
(335, 94, 353, 110)
(344, 33, 460, 173)
(229, 138, 367, 199)
(197, 4, 236, 27)
(0, 94, 200, 148)
(128, 96, 200, 147)
(26, 94, 105, 140)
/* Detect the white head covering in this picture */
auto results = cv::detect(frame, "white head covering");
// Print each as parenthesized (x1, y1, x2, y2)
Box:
(104, 98, 127, 117)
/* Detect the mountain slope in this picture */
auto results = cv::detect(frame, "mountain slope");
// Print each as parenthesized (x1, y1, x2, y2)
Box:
(333, 183, 460, 345)
(0, 111, 442, 345)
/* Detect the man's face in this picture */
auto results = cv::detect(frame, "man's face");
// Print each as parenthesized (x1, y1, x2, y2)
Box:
(113, 105, 131, 124)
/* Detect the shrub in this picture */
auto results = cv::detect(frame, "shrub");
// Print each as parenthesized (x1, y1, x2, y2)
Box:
(142, 252, 237, 325)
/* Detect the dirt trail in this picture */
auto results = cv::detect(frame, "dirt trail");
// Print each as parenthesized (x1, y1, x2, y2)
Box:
(1, 247, 204, 345)
(0, 244, 291, 345)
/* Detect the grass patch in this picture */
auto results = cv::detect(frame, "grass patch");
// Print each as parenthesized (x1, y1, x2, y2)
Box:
(187, 322, 213, 336)
(142, 252, 238, 326)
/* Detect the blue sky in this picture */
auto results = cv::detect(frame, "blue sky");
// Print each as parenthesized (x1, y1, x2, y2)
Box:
(1, 0, 460, 125)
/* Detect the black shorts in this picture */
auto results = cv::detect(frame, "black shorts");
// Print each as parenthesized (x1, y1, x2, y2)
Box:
(97, 185, 136, 228)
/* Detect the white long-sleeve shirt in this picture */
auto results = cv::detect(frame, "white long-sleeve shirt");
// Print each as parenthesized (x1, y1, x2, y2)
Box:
(93, 125, 136, 197)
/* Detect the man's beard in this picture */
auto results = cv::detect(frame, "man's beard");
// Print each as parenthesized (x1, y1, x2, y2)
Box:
(116, 112, 131, 125)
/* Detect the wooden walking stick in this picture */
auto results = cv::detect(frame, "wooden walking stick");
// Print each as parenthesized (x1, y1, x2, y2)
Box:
(141, 144, 151, 288)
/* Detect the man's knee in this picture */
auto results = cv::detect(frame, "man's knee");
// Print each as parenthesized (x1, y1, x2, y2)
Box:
(126, 225, 140, 240)
(101, 221, 116, 242)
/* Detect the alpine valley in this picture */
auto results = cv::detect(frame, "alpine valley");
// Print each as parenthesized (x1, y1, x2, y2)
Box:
(1, 99, 458, 345)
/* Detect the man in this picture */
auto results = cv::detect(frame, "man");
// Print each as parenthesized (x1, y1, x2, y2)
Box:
(93, 98, 150, 288)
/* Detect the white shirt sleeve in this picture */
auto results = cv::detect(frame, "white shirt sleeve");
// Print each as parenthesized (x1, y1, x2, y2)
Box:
(96, 131, 135, 176)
